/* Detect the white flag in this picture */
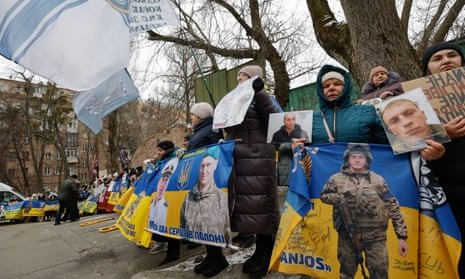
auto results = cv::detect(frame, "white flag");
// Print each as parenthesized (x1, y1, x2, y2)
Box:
(0, 0, 129, 91)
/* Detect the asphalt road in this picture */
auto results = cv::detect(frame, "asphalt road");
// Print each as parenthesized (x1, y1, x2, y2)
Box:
(0, 213, 205, 279)
(0, 187, 304, 279)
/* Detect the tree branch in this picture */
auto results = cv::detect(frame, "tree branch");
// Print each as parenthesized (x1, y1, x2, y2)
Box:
(147, 30, 258, 58)
(431, 0, 465, 44)
(400, 0, 413, 33)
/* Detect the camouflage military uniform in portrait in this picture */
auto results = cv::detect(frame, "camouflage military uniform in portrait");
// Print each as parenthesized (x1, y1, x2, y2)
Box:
(320, 144, 408, 279)
(180, 147, 231, 246)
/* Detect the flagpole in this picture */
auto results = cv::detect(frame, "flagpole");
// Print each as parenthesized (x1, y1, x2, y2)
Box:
(178, 29, 216, 107)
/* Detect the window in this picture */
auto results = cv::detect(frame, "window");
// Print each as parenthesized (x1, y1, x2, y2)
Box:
(45, 152, 52, 159)
(80, 173, 87, 181)
(55, 167, 61, 175)
(7, 169, 15, 177)
(67, 135, 77, 147)
(82, 159, 88, 167)
(82, 143, 89, 152)
(66, 149, 77, 157)
(44, 167, 51, 176)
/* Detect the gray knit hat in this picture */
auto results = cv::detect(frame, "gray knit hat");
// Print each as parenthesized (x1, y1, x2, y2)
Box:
(190, 102, 214, 119)
(238, 65, 263, 78)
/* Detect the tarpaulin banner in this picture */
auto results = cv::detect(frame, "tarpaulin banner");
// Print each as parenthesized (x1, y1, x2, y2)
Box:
(22, 200, 45, 217)
(146, 141, 235, 247)
(43, 200, 59, 212)
(113, 186, 134, 214)
(107, 178, 123, 206)
(4, 201, 24, 220)
(116, 162, 160, 248)
(270, 143, 460, 278)
(80, 196, 98, 215)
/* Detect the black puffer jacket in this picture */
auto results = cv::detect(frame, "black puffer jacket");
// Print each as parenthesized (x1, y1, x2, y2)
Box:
(188, 116, 222, 149)
(225, 89, 279, 236)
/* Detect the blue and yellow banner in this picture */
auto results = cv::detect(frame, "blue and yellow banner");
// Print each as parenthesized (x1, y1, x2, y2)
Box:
(108, 178, 122, 206)
(22, 200, 45, 217)
(4, 201, 24, 220)
(270, 143, 460, 279)
(116, 161, 161, 247)
(80, 196, 98, 215)
(146, 141, 235, 247)
(43, 200, 59, 212)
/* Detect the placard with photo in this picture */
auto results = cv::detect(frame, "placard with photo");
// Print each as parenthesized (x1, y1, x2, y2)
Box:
(374, 88, 450, 154)
(267, 110, 313, 144)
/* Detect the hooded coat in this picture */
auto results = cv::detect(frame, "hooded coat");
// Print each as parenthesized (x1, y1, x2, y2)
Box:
(224, 87, 280, 236)
(312, 65, 388, 144)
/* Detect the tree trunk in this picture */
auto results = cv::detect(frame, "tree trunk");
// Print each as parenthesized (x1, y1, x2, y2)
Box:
(309, 0, 422, 87)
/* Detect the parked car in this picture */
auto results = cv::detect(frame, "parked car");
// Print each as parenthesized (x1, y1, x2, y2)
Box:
(0, 183, 26, 221)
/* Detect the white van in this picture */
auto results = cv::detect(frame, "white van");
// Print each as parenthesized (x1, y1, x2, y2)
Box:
(0, 182, 26, 221)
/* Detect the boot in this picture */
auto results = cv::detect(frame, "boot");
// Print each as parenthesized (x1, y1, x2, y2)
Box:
(242, 248, 259, 273)
(232, 233, 256, 248)
(201, 246, 229, 278)
(158, 238, 180, 266)
(244, 234, 273, 278)
(194, 246, 213, 274)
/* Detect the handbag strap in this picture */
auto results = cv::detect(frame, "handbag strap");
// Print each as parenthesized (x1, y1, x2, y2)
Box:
(320, 112, 335, 143)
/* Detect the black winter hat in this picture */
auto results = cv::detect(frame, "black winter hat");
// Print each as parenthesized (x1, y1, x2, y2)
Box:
(421, 42, 465, 75)
(157, 140, 174, 151)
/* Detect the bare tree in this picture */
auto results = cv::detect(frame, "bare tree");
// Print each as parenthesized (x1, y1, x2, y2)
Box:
(307, 0, 465, 85)
(0, 73, 71, 194)
(145, 0, 318, 107)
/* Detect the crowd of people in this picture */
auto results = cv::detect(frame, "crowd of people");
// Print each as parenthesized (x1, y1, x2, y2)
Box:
(45, 42, 465, 278)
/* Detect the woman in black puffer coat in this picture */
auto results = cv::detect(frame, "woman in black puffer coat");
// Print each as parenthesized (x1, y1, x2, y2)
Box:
(225, 65, 280, 278)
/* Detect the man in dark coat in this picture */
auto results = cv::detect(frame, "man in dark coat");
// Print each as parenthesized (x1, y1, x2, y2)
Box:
(271, 112, 309, 143)
(54, 174, 79, 225)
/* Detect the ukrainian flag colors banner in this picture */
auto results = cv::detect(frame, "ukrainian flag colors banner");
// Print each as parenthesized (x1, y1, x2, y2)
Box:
(43, 200, 59, 212)
(80, 196, 98, 215)
(22, 200, 45, 217)
(4, 201, 24, 220)
(107, 178, 123, 206)
(113, 186, 134, 214)
(147, 141, 235, 247)
(270, 143, 460, 279)
(116, 162, 160, 248)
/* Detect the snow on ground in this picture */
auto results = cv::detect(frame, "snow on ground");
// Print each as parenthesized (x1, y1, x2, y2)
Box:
(160, 245, 256, 271)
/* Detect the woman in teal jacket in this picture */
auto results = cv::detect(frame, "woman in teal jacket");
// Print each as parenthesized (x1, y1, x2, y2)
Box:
(312, 64, 388, 144)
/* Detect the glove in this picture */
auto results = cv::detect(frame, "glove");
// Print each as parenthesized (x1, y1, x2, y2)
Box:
(252, 77, 265, 93)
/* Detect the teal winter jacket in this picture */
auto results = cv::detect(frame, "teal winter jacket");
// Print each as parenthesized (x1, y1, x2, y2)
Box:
(311, 65, 388, 144)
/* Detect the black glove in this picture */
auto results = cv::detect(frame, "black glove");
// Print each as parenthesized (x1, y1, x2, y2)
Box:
(252, 77, 265, 93)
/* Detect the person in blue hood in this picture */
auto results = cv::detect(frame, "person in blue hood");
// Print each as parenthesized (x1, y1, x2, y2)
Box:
(311, 64, 388, 144)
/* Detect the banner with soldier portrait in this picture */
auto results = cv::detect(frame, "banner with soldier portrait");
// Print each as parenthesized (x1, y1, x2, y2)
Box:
(270, 143, 460, 279)
(146, 141, 235, 248)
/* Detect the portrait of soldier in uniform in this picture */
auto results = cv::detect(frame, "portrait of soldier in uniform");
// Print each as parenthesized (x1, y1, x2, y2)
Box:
(149, 158, 178, 228)
(180, 146, 231, 245)
(377, 89, 450, 154)
(320, 143, 408, 279)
